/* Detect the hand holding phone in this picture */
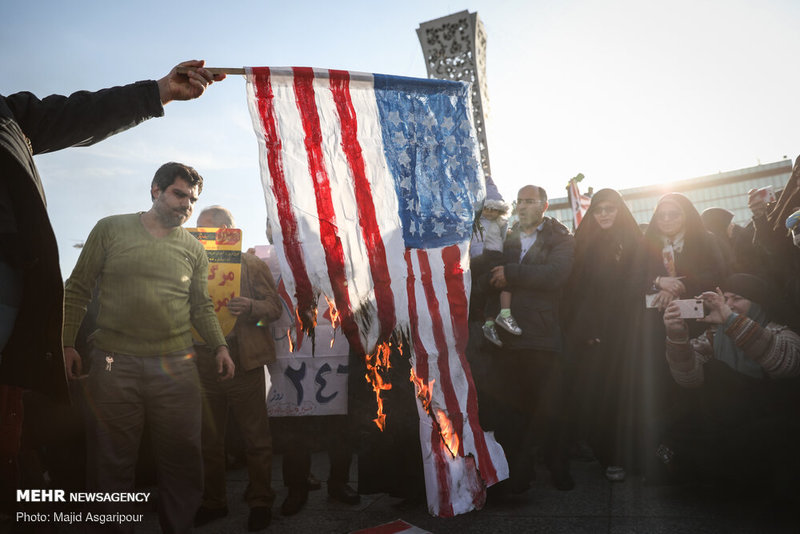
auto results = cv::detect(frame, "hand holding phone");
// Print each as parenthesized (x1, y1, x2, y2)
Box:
(674, 298, 704, 319)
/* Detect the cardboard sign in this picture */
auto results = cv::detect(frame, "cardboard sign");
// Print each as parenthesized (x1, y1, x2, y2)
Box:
(261, 250, 350, 417)
(267, 306, 350, 417)
(188, 227, 242, 340)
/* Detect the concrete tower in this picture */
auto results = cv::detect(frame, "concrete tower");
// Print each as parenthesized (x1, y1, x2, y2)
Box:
(417, 10, 491, 179)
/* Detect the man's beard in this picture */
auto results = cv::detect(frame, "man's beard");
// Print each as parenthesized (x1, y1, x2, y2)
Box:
(159, 208, 189, 227)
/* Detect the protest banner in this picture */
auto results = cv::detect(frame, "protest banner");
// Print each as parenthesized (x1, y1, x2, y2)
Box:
(188, 227, 242, 339)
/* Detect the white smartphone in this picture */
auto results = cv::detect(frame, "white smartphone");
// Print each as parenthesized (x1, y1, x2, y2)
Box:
(675, 299, 705, 319)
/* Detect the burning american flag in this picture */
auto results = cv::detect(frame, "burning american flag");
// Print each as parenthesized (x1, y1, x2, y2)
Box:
(245, 67, 508, 516)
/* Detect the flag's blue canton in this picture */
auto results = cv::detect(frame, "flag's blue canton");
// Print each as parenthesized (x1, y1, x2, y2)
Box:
(373, 75, 484, 249)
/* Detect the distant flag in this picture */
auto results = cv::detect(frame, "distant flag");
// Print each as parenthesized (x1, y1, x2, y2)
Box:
(568, 173, 591, 229)
(245, 67, 508, 516)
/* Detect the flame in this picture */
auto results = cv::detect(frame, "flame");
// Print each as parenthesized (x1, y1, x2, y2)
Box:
(410, 369, 459, 459)
(324, 295, 341, 329)
(410, 368, 434, 413)
(295, 305, 317, 333)
(435, 409, 460, 458)
(323, 295, 340, 348)
(287, 329, 294, 353)
(364, 342, 393, 431)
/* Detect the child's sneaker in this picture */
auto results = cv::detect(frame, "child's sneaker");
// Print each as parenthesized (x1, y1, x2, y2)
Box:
(482, 323, 503, 347)
(495, 313, 522, 335)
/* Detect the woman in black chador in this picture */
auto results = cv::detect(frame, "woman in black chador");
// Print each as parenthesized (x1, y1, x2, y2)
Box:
(638, 193, 727, 476)
(562, 189, 643, 482)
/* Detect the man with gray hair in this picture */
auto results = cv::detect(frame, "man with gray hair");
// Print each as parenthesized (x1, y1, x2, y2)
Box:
(193, 206, 282, 532)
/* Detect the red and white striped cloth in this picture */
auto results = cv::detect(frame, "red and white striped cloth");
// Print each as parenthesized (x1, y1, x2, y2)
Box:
(245, 66, 508, 516)
(568, 178, 591, 229)
(404, 243, 506, 515)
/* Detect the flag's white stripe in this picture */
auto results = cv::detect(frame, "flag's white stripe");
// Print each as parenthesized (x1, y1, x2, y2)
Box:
(453, 243, 508, 482)
(312, 74, 372, 321)
(408, 250, 447, 416)
(455, 243, 483, 465)
(429, 247, 476, 456)
(414, 246, 488, 516)
(408, 249, 452, 515)
(347, 75, 409, 331)
(246, 77, 284, 299)
(246, 73, 300, 310)
(271, 71, 332, 299)
(436, 244, 480, 460)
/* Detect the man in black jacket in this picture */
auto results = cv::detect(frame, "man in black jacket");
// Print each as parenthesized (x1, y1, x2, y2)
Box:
(0, 62, 225, 517)
(483, 184, 575, 494)
(0, 60, 224, 403)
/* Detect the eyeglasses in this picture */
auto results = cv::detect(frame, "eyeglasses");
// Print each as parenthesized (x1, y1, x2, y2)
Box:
(517, 199, 546, 206)
(656, 210, 683, 221)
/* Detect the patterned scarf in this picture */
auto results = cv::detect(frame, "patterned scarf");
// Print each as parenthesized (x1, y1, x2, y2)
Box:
(660, 232, 685, 277)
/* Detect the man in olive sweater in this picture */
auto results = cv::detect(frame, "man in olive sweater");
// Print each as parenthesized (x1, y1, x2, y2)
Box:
(63, 162, 234, 534)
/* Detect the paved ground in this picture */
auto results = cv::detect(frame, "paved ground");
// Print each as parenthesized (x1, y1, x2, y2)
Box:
(145, 453, 799, 533)
(6, 451, 797, 533)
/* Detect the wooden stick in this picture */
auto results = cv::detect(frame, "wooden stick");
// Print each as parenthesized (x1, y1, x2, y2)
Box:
(176, 67, 246, 76)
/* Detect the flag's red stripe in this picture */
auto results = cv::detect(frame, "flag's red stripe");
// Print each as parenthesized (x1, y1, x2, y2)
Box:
(276, 278, 305, 350)
(569, 181, 584, 227)
(251, 68, 314, 314)
(431, 423, 454, 517)
(404, 250, 426, 381)
(417, 250, 464, 457)
(329, 70, 396, 343)
(292, 67, 364, 354)
(441, 245, 499, 483)
(405, 249, 452, 516)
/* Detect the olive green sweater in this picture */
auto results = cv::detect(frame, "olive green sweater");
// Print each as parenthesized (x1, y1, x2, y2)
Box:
(63, 213, 226, 355)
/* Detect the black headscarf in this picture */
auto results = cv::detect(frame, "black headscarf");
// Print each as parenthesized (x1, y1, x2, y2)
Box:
(720, 273, 787, 324)
(565, 189, 643, 337)
(642, 192, 727, 299)
(573, 188, 641, 269)
(701, 207, 734, 240)
(644, 192, 707, 251)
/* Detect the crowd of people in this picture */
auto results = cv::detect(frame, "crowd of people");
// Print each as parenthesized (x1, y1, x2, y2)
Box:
(468, 171, 800, 508)
(2, 58, 800, 533)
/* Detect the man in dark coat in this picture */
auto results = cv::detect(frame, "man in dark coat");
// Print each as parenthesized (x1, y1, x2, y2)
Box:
(481, 184, 575, 494)
(0, 60, 224, 403)
(0, 63, 224, 515)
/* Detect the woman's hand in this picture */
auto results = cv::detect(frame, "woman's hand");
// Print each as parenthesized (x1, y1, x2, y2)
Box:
(698, 288, 732, 324)
(663, 301, 689, 341)
(653, 289, 677, 311)
(657, 276, 686, 297)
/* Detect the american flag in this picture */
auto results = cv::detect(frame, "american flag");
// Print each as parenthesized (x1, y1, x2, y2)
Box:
(245, 67, 508, 516)
(568, 177, 591, 229)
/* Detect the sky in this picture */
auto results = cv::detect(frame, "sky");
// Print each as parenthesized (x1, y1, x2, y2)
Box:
(3, 0, 800, 276)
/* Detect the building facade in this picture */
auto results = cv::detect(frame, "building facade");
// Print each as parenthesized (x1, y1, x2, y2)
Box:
(547, 159, 793, 229)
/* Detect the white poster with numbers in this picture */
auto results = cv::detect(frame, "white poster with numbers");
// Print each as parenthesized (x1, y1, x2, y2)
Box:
(257, 245, 350, 416)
